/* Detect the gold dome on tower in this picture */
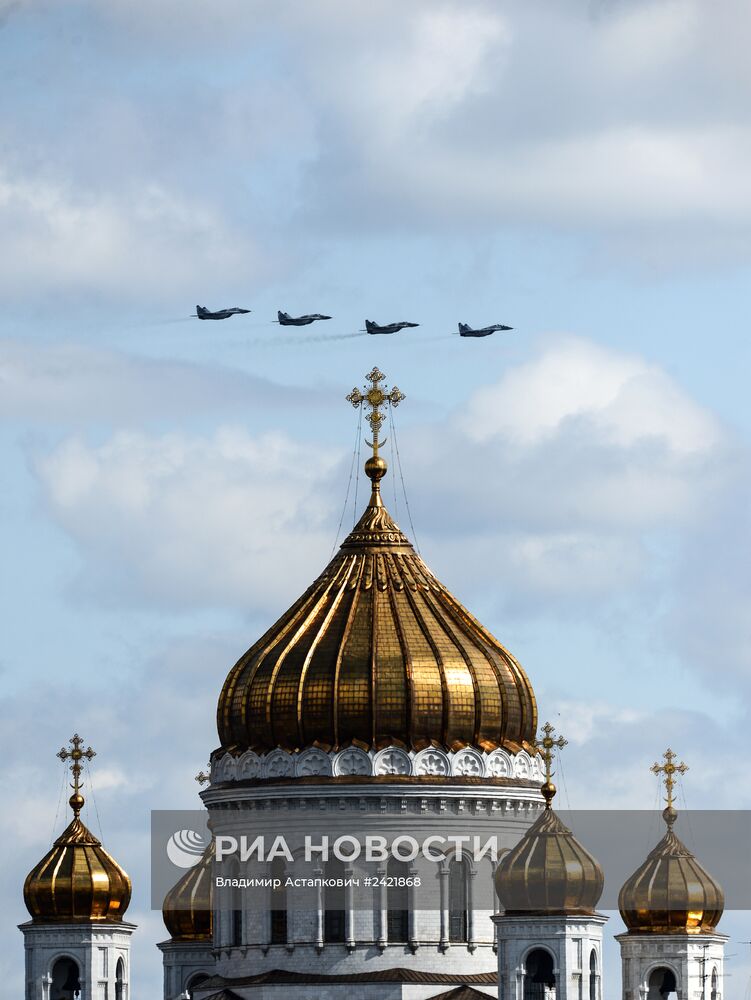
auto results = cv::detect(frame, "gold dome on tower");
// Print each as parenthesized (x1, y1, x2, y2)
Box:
(618, 749, 724, 935)
(495, 723, 604, 915)
(24, 735, 131, 924)
(217, 368, 537, 757)
(162, 843, 213, 941)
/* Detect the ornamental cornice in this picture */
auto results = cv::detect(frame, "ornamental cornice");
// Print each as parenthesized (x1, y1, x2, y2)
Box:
(209, 745, 541, 785)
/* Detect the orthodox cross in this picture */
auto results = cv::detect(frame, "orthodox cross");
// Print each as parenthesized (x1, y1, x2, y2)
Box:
(534, 721, 567, 807)
(346, 367, 405, 457)
(57, 733, 96, 818)
(651, 747, 688, 809)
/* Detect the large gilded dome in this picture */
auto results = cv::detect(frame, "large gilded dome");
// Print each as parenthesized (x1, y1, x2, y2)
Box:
(217, 448, 537, 756)
(618, 805, 724, 935)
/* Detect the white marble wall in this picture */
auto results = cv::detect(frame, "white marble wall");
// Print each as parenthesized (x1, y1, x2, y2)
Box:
(19, 921, 134, 1000)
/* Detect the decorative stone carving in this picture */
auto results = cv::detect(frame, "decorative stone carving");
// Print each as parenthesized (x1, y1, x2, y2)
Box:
(514, 751, 531, 778)
(414, 748, 451, 776)
(333, 747, 372, 776)
(216, 754, 237, 782)
(295, 748, 332, 777)
(373, 748, 412, 776)
(237, 750, 261, 780)
(264, 749, 294, 778)
(452, 748, 485, 777)
(486, 749, 512, 778)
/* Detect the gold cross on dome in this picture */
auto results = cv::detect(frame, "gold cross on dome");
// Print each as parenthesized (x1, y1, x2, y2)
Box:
(651, 747, 688, 809)
(57, 733, 96, 816)
(195, 765, 211, 786)
(346, 367, 405, 457)
(535, 721, 568, 787)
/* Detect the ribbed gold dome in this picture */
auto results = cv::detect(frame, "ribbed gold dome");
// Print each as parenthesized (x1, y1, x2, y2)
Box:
(218, 457, 537, 756)
(24, 814, 131, 924)
(618, 807, 724, 935)
(495, 791, 604, 916)
(163, 843, 213, 941)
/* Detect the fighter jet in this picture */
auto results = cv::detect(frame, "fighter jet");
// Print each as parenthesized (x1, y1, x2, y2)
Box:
(277, 310, 332, 326)
(195, 305, 251, 320)
(364, 319, 419, 335)
(458, 321, 513, 338)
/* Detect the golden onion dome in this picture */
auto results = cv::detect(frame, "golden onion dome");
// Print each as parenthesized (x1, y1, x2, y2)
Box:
(24, 796, 131, 924)
(618, 805, 724, 935)
(495, 781, 604, 915)
(163, 843, 213, 941)
(217, 448, 537, 756)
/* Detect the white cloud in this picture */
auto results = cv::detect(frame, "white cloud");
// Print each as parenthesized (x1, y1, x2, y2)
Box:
(36, 427, 344, 610)
(31, 337, 733, 621)
(0, 339, 314, 425)
(0, 170, 267, 297)
(461, 337, 720, 453)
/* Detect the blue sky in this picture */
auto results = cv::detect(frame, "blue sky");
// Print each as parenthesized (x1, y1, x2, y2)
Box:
(2, 1, 751, 994)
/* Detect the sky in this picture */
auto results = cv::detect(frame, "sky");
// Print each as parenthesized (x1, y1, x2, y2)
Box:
(2, 0, 751, 995)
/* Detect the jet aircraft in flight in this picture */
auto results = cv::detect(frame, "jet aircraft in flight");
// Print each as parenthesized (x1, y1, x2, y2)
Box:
(195, 305, 251, 320)
(277, 311, 332, 326)
(364, 319, 419, 335)
(458, 321, 513, 337)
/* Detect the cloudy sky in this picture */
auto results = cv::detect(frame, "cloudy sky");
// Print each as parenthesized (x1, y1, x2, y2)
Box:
(3, 0, 751, 994)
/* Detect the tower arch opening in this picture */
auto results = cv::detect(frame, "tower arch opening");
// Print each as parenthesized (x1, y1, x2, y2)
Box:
(50, 956, 81, 1000)
(524, 948, 556, 1000)
(186, 972, 210, 999)
(589, 948, 599, 1000)
(646, 966, 677, 998)
(115, 956, 125, 1000)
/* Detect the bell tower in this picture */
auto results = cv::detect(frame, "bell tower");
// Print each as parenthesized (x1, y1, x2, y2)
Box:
(19, 734, 136, 1000)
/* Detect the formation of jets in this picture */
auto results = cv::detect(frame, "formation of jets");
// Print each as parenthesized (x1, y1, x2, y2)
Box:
(192, 306, 514, 337)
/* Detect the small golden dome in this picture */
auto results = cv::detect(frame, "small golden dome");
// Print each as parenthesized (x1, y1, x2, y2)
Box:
(495, 787, 604, 915)
(24, 812, 131, 923)
(163, 843, 213, 941)
(25, 735, 131, 924)
(217, 455, 537, 756)
(618, 806, 724, 935)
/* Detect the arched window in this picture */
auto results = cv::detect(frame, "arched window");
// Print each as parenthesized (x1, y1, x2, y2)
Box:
(524, 948, 555, 1000)
(387, 858, 409, 944)
(710, 968, 718, 1000)
(589, 949, 598, 1000)
(448, 857, 468, 943)
(647, 967, 677, 999)
(323, 858, 346, 943)
(270, 856, 288, 945)
(186, 973, 210, 999)
(50, 957, 81, 1000)
(115, 957, 125, 1000)
(226, 861, 243, 947)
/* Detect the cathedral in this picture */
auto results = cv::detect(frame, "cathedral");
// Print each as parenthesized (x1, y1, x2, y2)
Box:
(20, 369, 727, 1000)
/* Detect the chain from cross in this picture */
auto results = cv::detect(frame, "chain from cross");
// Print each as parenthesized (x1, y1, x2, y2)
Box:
(534, 721, 568, 786)
(345, 367, 405, 458)
(57, 733, 96, 818)
(651, 747, 688, 809)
